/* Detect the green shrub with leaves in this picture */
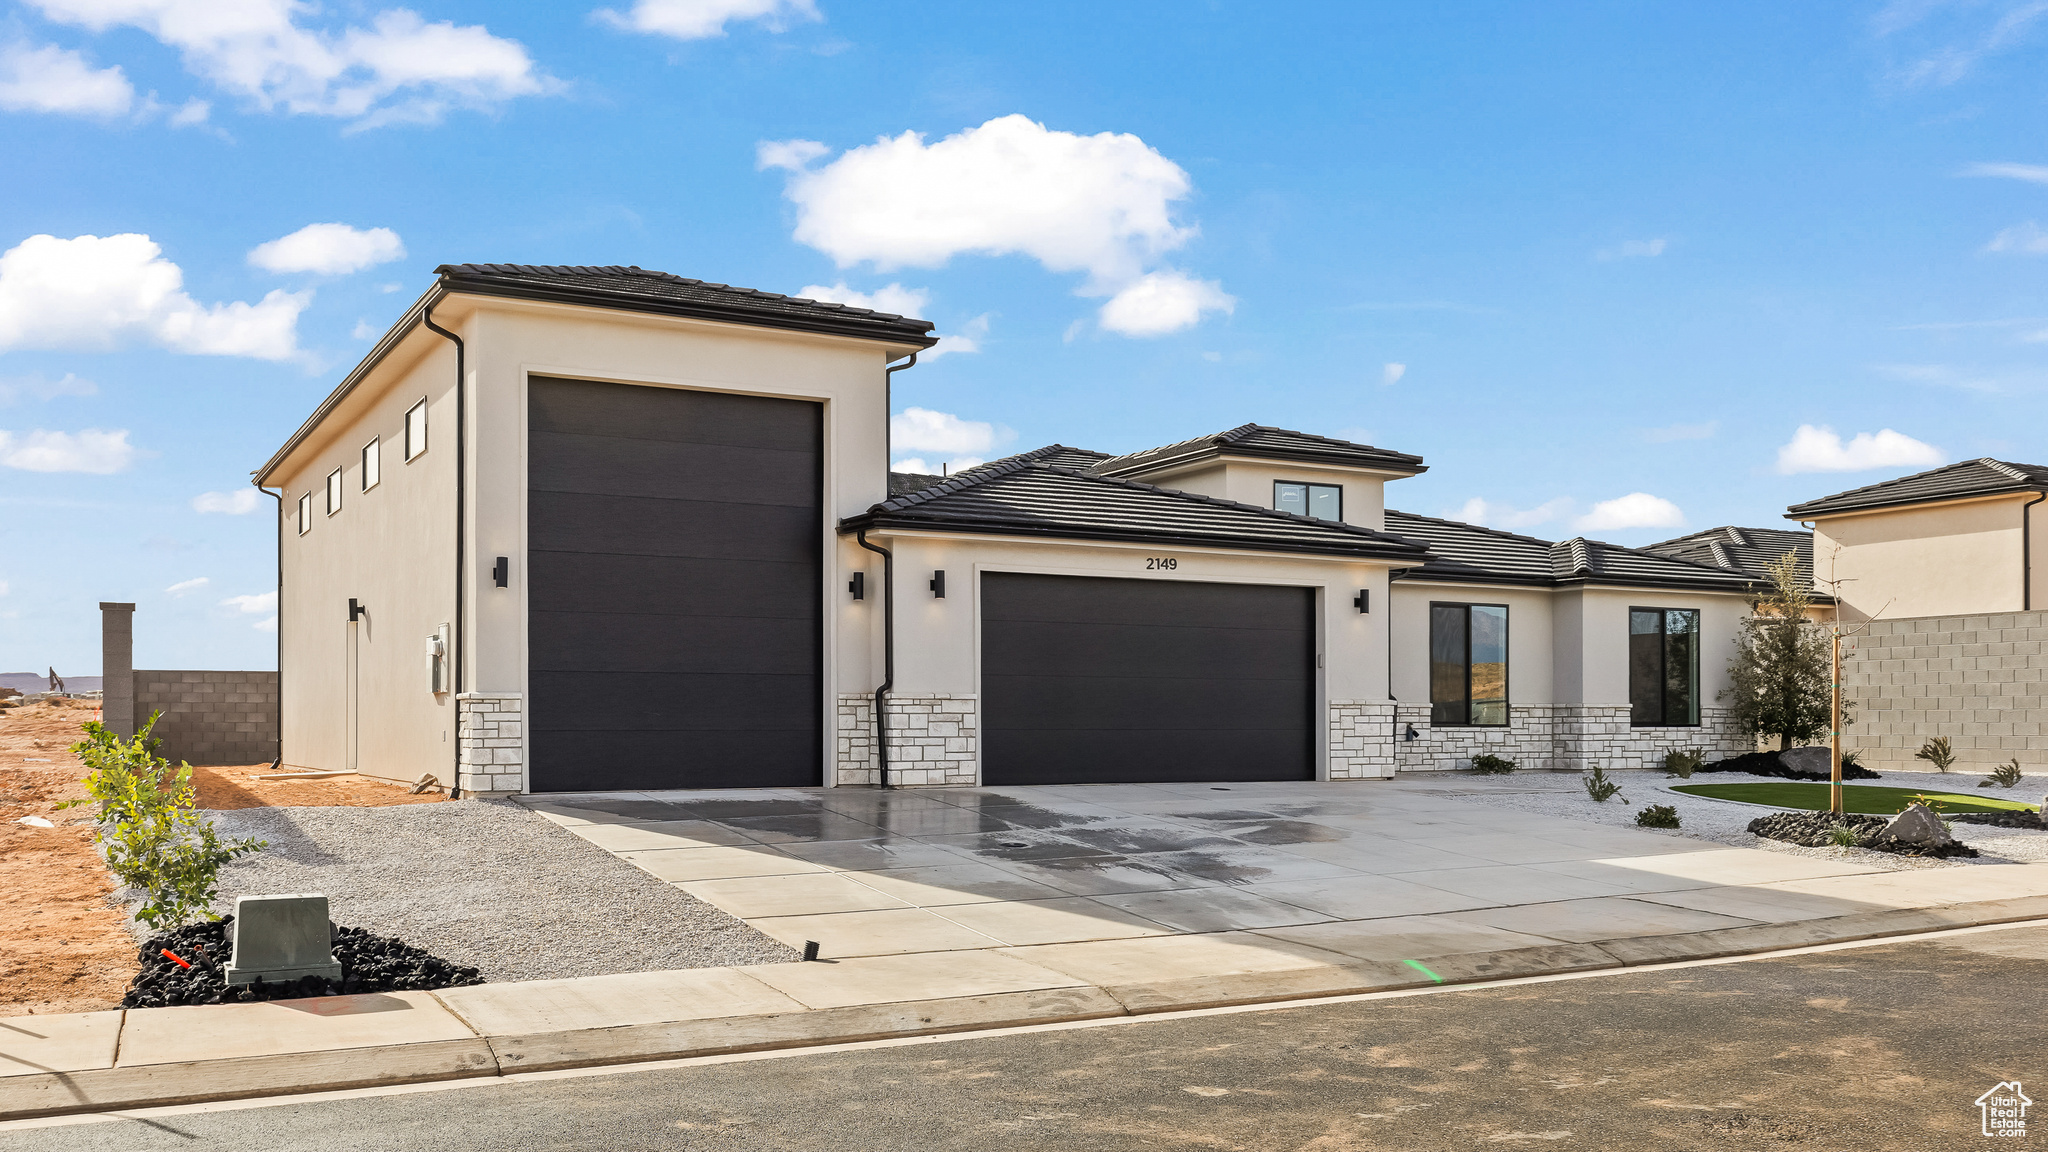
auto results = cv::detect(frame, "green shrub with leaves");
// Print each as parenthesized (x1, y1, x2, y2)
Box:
(1663, 748, 1704, 779)
(1827, 823, 1862, 848)
(1980, 758, 2023, 789)
(1469, 753, 1515, 775)
(1635, 804, 1680, 828)
(1914, 736, 1956, 774)
(1582, 763, 1626, 804)
(60, 714, 265, 930)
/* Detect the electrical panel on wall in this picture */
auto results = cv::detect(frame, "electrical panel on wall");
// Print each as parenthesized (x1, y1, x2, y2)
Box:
(428, 624, 450, 695)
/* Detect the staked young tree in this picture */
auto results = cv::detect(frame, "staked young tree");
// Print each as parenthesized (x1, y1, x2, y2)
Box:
(1720, 551, 1841, 751)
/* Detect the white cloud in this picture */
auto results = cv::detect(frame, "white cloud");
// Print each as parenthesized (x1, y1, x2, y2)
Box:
(1885, 4, 2048, 87)
(1775, 424, 1945, 474)
(1595, 237, 1667, 261)
(1962, 161, 2048, 184)
(1097, 271, 1233, 337)
(1453, 496, 1573, 531)
(0, 427, 134, 473)
(927, 312, 989, 359)
(167, 97, 208, 126)
(599, 0, 821, 40)
(352, 318, 378, 340)
(0, 41, 133, 116)
(890, 456, 983, 476)
(164, 576, 209, 595)
(0, 372, 97, 405)
(30, 0, 554, 128)
(249, 223, 404, 275)
(221, 589, 277, 632)
(1641, 420, 1718, 443)
(0, 233, 308, 359)
(891, 407, 998, 455)
(1380, 362, 1406, 386)
(767, 114, 1227, 336)
(1574, 493, 1685, 532)
(192, 488, 259, 514)
(1986, 221, 2048, 253)
(0, 580, 8, 596)
(798, 281, 928, 317)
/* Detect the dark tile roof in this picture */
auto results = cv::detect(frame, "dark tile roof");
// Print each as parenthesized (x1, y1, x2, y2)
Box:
(1786, 458, 2048, 518)
(1645, 525, 1814, 587)
(436, 264, 938, 347)
(888, 471, 945, 497)
(845, 447, 1432, 559)
(1092, 424, 1426, 478)
(1384, 510, 1764, 594)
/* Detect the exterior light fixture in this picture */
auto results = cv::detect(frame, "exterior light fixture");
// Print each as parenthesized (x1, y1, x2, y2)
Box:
(493, 557, 509, 588)
(1353, 589, 1370, 613)
(929, 570, 946, 598)
(849, 572, 866, 600)
(348, 598, 366, 622)
(1403, 724, 1420, 742)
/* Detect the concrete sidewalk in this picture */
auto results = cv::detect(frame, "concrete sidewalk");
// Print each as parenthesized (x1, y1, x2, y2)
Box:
(11, 783, 2048, 1120)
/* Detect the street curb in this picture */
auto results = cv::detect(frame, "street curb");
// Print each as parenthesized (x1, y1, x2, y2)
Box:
(8, 899, 2048, 1121)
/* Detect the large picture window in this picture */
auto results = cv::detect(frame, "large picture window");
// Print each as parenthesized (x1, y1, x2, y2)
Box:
(1430, 602, 1508, 726)
(1274, 481, 1341, 521)
(1630, 608, 1700, 726)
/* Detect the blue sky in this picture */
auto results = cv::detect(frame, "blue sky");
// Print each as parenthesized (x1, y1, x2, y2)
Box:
(3, 0, 2046, 673)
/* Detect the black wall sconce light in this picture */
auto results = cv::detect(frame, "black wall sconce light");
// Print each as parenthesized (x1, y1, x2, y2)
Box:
(348, 597, 367, 622)
(1403, 723, 1420, 742)
(493, 557, 509, 588)
(849, 571, 866, 600)
(929, 570, 946, 598)
(1353, 589, 1370, 614)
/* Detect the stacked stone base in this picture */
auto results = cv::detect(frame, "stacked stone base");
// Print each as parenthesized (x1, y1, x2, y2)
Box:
(456, 692, 524, 795)
(1391, 703, 1747, 774)
(836, 693, 977, 786)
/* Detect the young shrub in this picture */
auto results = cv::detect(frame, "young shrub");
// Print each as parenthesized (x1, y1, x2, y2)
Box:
(60, 714, 265, 930)
(1827, 823, 1862, 848)
(1914, 736, 1957, 774)
(1636, 804, 1680, 829)
(1720, 552, 1838, 752)
(1981, 759, 2024, 789)
(1469, 753, 1515, 775)
(1663, 747, 1704, 779)
(1582, 763, 1625, 803)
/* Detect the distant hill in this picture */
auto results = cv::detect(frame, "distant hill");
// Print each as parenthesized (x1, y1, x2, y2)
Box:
(0, 673, 103, 693)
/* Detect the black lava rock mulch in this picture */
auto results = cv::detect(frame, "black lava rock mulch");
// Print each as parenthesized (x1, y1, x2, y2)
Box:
(1699, 750, 1881, 782)
(1745, 811, 1979, 858)
(1950, 810, 2048, 830)
(124, 917, 485, 1009)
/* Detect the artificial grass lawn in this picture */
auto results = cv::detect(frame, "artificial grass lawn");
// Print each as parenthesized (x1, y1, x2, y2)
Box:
(1671, 781, 2038, 815)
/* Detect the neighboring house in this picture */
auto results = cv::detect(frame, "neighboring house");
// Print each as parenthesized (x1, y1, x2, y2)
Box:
(1645, 525, 1815, 588)
(255, 262, 1762, 797)
(1786, 459, 2048, 621)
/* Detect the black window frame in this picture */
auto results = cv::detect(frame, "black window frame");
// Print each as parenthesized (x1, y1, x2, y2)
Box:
(1273, 480, 1342, 521)
(1429, 600, 1510, 727)
(361, 436, 380, 492)
(404, 397, 428, 462)
(1629, 606, 1701, 727)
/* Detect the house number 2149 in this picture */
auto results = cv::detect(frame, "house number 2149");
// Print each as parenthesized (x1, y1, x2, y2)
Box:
(1146, 557, 1178, 570)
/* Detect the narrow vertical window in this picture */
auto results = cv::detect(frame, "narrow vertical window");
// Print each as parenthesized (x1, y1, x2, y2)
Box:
(1430, 602, 1509, 726)
(361, 437, 380, 491)
(405, 398, 428, 461)
(326, 467, 343, 516)
(1630, 607, 1700, 726)
(297, 492, 311, 535)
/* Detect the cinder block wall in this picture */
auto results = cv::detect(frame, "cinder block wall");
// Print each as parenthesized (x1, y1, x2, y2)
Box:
(134, 670, 280, 766)
(1845, 610, 2048, 770)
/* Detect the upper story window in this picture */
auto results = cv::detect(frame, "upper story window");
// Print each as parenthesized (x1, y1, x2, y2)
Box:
(296, 492, 311, 535)
(404, 398, 428, 461)
(326, 467, 343, 516)
(1430, 602, 1508, 726)
(1275, 481, 1341, 521)
(361, 437, 380, 491)
(1630, 608, 1700, 726)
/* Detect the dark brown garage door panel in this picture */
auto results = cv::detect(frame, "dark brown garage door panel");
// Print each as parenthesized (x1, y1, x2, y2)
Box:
(528, 377, 821, 791)
(982, 572, 1314, 785)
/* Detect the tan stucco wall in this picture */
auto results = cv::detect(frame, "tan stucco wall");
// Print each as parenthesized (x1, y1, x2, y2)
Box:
(271, 331, 458, 783)
(1810, 495, 2034, 621)
(1119, 459, 1402, 531)
(1388, 582, 1554, 706)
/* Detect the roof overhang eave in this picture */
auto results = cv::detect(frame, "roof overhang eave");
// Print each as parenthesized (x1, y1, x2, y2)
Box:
(839, 513, 1431, 561)
(441, 274, 940, 350)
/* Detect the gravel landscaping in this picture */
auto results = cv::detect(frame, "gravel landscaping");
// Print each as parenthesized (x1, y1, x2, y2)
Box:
(159, 799, 798, 982)
(1410, 767, 2048, 869)
(125, 918, 484, 1008)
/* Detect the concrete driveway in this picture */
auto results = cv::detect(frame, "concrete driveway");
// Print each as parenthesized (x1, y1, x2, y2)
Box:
(518, 779, 1936, 964)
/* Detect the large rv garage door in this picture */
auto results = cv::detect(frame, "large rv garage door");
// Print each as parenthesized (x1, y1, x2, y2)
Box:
(527, 377, 821, 791)
(981, 573, 1314, 785)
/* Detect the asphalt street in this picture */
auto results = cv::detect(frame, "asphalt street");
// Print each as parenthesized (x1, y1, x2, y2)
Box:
(8, 924, 2047, 1151)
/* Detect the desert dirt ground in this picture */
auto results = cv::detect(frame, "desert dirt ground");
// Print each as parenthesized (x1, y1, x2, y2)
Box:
(0, 699, 445, 1017)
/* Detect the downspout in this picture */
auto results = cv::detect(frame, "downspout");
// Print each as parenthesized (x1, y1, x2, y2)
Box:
(855, 529, 894, 789)
(253, 479, 283, 770)
(423, 303, 466, 800)
(2025, 493, 2046, 611)
(884, 352, 918, 464)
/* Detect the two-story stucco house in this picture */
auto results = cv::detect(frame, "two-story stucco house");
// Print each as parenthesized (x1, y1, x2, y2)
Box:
(254, 263, 1767, 797)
